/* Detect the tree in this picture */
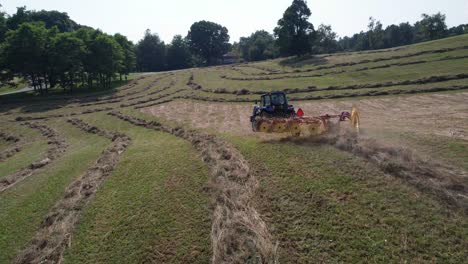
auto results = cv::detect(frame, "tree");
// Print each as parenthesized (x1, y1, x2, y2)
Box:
(6, 6, 78, 32)
(187, 21, 230, 65)
(136, 29, 166, 72)
(166, 35, 191, 70)
(5, 6, 31, 30)
(314, 24, 338, 53)
(49, 32, 85, 91)
(416, 13, 447, 41)
(29, 10, 78, 32)
(274, 0, 315, 56)
(382, 23, 414, 48)
(367, 17, 384, 49)
(3, 22, 50, 92)
(90, 34, 124, 88)
(447, 24, 467, 36)
(0, 5, 7, 42)
(74, 27, 101, 88)
(114, 33, 136, 80)
(398, 22, 415, 45)
(238, 30, 277, 61)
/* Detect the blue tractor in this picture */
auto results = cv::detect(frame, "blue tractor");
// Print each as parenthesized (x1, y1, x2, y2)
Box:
(250, 91, 297, 131)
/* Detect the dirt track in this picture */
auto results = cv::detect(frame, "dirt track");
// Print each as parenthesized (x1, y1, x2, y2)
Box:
(143, 92, 468, 140)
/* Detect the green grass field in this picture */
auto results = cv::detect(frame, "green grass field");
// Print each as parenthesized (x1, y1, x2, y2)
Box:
(0, 35, 467, 263)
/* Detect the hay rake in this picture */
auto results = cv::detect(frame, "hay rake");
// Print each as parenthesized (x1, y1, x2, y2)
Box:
(250, 92, 360, 136)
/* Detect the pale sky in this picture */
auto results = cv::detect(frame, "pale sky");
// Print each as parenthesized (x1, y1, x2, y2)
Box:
(2, 0, 467, 44)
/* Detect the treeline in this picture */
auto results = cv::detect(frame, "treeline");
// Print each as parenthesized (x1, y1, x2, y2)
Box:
(234, 0, 468, 61)
(338, 14, 467, 52)
(0, 7, 135, 92)
(0, 6, 233, 91)
(135, 20, 231, 72)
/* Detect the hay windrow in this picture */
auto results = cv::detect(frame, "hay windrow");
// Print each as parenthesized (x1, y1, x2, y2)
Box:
(167, 84, 468, 104)
(224, 54, 468, 81)
(108, 111, 278, 264)
(0, 131, 22, 162)
(14, 107, 114, 121)
(0, 122, 68, 193)
(120, 80, 180, 108)
(14, 119, 131, 264)
(205, 73, 468, 95)
(132, 89, 188, 109)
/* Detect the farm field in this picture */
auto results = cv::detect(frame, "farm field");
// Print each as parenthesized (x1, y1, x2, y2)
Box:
(0, 34, 467, 263)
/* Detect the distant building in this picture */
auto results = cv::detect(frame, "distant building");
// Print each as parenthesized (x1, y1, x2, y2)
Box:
(221, 52, 240, 64)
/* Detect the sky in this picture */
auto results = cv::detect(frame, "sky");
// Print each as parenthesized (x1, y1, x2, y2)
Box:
(2, 0, 467, 43)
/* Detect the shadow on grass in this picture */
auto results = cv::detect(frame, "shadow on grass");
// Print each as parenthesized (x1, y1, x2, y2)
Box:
(0, 79, 132, 114)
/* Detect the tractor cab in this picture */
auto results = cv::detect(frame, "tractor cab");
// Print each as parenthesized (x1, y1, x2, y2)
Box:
(260, 92, 288, 109)
(251, 92, 296, 123)
(257, 91, 295, 117)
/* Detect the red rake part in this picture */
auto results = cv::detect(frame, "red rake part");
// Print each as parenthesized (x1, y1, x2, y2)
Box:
(297, 108, 304, 117)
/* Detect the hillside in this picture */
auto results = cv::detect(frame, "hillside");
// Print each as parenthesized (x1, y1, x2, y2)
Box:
(0, 34, 467, 263)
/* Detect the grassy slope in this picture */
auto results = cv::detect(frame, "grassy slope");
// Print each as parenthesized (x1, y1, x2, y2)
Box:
(194, 34, 468, 95)
(196, 57, 468, 92)
(0, 120, 109, 263)
(63, 112, 211, 264)
(229, 136, 467, 263)
(255, 34, 468, 71)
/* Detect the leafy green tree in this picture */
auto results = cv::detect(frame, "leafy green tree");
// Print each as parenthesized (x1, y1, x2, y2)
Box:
(274, 0, 315, 56)
(136, 29, 166, 72)
(49, 33, 85, 91)
(447, 24, 467, 36)
(114, 33, 136, 80)
(416, 12, 447, 41)
(90, 34, 124, 88)
(166, 35, 191, 70)
(5, 6, 31, 30)
(367, 17, 384, 49)
(29, 10, 78, 32)
(397, 22, 415, 45)
(74, 27, 101, 88)
(238, 30, 277, 61)
(187, 21, 230, 65)
(3, 22, 49, 92)
(6, 6, 78, 32)
(0, 44, 14, 87)
(314, 24, 338, 53)
(0, 6, 7, 42)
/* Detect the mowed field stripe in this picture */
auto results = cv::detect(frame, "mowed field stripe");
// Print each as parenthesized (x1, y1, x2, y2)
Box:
(0, 122, 68, 193)
(109, 111, 278, 263)
(14, 119, 131, 264)
(63, 112, 212, 263)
